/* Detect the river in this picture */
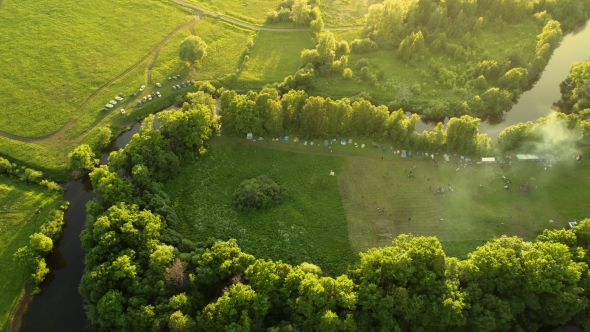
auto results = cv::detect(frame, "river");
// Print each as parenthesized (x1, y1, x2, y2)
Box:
(414, 21, 590, 138)
(15, 23, 590, 331)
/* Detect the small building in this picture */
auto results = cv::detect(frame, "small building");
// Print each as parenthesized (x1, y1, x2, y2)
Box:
(482, 157, 496, 163)
(246, 133, 253, 140)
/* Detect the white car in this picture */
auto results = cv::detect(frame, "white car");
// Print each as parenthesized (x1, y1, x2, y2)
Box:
(115, 96, 123, 101)
(156, 83, 162, 88)
(156, 91, 161, 98)
(120, 109, 126, 115)
(110, 100, 117, 105)
(148, 95, 152, 101)
(106, 104, 114, 108)
(142, 96, 147, 102)
(139, 85, 145, 92)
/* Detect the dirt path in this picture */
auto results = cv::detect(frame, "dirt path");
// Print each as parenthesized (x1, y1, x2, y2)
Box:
(172, 0, 363, 31)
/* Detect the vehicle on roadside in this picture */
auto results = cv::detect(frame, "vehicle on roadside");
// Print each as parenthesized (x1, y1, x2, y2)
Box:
(120, 109, 126, 115)
(106, 104, 114, 109)
(139, 85, 145, 92)
(110, 100, 117, 105)
(115, 96, 123, 101)
(156, 83, 162, 88)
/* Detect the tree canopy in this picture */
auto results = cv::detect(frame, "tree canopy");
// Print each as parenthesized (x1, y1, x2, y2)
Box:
(179, 36, 208, 65)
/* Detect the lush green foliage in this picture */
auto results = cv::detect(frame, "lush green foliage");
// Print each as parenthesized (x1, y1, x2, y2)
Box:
(233, 175, 290, 210)
(186, 0, 283, 24)
(0, 176, 63, 331)
(179, 36, 208, 65)
(556, 58, 590, 113)
(68, 144, 96, 172)
(220, 88, 491, 155)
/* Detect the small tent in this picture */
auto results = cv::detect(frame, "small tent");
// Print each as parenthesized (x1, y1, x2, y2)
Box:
(284, 136, 290, 141)
(293, 137, 299, 142)
(341, 138, 346, 145)
(348, 139, 353, 144)
(443, 154, 450, 162)
(324, 140, 329, 146)
(246, 133, 253, 140)
(401, 150, 407, 157)
(481, 157, 496, 163)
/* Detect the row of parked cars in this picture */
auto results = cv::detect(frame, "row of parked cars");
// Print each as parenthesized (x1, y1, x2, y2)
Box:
(173, 81, 195, 90)
(102, 93, 128, 112)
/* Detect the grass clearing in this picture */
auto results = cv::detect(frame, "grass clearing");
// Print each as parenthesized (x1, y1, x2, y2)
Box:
(202, 138, 590, 260)
(185, 0, 281, 24)
(0, 0, 192, 137)
(164, 143, 356, 275)
(321, 0, 380, 26)
(233, 31, 314, 90)
(0, 176, 62, 332)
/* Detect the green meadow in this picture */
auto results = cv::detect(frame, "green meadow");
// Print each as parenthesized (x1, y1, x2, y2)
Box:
(0, 0, 192, 138)
(164, 143, 357, 275)
(0, 177, 62, 332)
(190, 138, 590, 261)
(184, 0, 281, 24)
(233, 31, 314, 90)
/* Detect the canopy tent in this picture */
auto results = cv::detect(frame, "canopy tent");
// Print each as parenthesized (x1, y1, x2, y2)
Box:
(516, 154, 540, 161)
(481, 157, 496, 163)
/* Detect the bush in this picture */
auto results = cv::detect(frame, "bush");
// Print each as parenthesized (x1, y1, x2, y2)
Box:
(360, 66, 371, 80)
(233, 175, 289, 210)
(342, 68, 353, 79)
(354, 58, 369, 69)
(351, 38, 378, 53)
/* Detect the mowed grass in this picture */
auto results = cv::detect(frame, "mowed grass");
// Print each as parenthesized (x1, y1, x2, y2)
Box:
(202, 138, 590, 260)
(234, 31, 314, 89)
(321, 0, 380, 26)
(0, 177, 62, 332)
(185, 0, 281, 24)
(164, 143, 357, 275)
(0, 0, 192, 137)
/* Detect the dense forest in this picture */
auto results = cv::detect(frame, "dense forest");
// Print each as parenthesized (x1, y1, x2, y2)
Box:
(555, 58, 590, 113)
(77, 91, 590, 332)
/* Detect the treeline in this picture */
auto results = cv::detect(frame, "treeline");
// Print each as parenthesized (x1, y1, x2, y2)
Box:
(266, 0, 322, 28)
(219, 88, 492, 155)
(555, 57, 590, 114)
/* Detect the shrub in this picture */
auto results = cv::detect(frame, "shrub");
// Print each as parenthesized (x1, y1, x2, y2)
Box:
(354, 58, 369, 69)
(360, 66, 371, 80)
(233, 175, 289, 210)
(342, 68, 353, 79)
(351, 38, 378, 53)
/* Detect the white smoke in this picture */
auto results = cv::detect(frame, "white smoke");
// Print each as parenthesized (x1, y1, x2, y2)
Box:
(525, 114, 582, 161)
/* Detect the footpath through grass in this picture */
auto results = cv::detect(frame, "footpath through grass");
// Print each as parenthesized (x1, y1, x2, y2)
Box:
(203, 137, 590, 260)
(0, 0, 192, 137)
(164, 143, 356, 275)
(0, 176, 62, 332)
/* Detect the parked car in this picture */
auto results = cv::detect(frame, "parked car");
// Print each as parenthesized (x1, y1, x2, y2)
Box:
(168, 77, 172, 81)
(119, 93, 126, 98)
(137, 101, 143, 107)
(101, 108, 109, 112)
(110, 100, 117, 105)
(176, 85, 181, 89)
(143, 96, 147, 102)
(130, 93, 136, 97)
(120, 109, 126, 115)
(172, 86, 177, 90)
(190, 80, 195, 85)
(115, 96, 123, 101)
(106, 104, 114, 108)
(139, 85, 145, 92)
(156, 91, 161, 97)
(156, 83, 162, 88)
(148, 95, 153, 101)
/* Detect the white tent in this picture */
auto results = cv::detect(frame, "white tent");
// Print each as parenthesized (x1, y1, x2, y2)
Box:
(246, 133, 253, 140)
(481, 157, 496, 163)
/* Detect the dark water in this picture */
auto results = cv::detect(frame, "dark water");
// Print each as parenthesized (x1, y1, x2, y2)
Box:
(414, 21, 590, 138)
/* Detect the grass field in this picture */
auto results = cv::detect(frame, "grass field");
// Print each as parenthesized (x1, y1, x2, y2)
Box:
(185, 0, 281, 24)
(321, 0, 380, 26)
(200, 138, 590, 260)
(164, 143, 357, 275)
(0, 177, 62, 332)
(233, 31, 314, 90)
(0, 0, 192, 138)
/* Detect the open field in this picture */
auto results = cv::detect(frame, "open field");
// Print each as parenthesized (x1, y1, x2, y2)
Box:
(185, 0, 281, 24)
(233, 31, 314, 90)
(0, 177, 62, 332)
(205, 137, 590, 259)
(0, 0, 192, 138)
(321, 0, 380, 26)
(164, 143, 356, 275)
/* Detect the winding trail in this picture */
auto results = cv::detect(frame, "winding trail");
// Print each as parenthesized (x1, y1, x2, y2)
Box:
(0, 1, 363, 143)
